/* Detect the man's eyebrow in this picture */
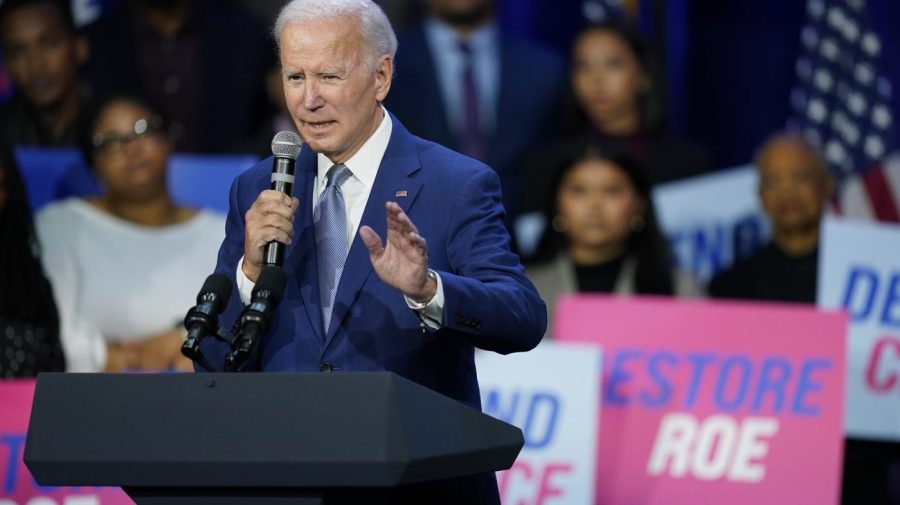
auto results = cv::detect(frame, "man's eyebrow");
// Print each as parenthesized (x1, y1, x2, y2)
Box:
(281, 67, 348, 76)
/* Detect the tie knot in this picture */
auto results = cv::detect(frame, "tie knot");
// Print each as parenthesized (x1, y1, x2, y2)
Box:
(457, 39, 473, 57)
(326, 163, 352, 188)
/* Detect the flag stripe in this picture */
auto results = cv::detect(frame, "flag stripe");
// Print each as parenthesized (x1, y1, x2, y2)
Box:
(839, 176, 875, 220)
(862, 164, 900, 221)
(788, 0, 898, 223)
(883, 155, 900, 211)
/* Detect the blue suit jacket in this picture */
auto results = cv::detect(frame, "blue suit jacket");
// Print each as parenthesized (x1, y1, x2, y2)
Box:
(200, 116, 546, 413)
(386, 25, 565, 221)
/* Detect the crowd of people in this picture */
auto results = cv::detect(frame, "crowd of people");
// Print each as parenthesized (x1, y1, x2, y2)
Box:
(0, 0, 897, 503)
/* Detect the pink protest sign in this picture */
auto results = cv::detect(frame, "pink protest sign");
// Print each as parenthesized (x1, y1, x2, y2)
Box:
(556, 296, 846, 505)
(0, 379, 132, 505)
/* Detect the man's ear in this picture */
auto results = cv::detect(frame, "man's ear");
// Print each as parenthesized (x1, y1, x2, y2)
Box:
(374, 55, 393, 102)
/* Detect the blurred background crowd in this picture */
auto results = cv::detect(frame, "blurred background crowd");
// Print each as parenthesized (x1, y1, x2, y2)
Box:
(0, 0, 898, 503)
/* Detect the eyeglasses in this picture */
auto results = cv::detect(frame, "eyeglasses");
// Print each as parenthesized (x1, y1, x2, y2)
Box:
(92, 116, 164, 152)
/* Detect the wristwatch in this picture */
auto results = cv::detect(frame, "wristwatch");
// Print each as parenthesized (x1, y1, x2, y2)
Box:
(407, 269, 438, 310)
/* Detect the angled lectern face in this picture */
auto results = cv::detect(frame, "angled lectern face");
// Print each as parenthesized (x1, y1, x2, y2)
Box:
(24, 372, 523, 505)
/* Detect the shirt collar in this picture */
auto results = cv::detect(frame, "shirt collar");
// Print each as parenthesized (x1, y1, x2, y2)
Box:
(424, 18, 498, 52)
(316, 106, 392, 190)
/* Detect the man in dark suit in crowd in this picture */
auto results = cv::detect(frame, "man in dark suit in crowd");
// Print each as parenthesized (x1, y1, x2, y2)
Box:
(198, 1, 546, 502)
(0, 0, 90, 148)
(385, 0, 566, 227)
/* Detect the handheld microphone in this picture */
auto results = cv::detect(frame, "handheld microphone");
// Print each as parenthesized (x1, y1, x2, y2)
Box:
(265, 131, 303, 267)
(181, 274, 232, 371)
(224, 265, 287, 372)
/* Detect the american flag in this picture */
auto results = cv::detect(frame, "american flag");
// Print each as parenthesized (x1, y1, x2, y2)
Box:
(786, 0, 899, 222)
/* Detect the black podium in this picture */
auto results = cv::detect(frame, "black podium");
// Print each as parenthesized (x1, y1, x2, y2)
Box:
(24, 372, 523, 505)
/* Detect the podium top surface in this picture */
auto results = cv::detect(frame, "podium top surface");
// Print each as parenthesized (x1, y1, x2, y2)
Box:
(24, 372, 523, 488)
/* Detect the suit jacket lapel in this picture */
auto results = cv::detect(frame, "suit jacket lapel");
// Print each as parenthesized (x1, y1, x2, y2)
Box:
(488, 36, 515, 170)
(322, 117, 423, 349)
(288, 147, 326, 345)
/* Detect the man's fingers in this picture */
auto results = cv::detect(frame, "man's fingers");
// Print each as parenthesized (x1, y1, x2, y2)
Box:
(384, 201, 419, 235)
(253, 199, 297, 221)
(359, 226, 384, 257)
(410, 232, 427, 251)
(261, 213, 294, 236)
(252, 227, 292, 247)
(248, 191, 299, 219)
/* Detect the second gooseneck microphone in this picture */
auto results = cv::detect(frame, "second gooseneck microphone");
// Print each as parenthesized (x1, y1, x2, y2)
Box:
(264, 130, 303, 267)
(225, 265, 287, 372)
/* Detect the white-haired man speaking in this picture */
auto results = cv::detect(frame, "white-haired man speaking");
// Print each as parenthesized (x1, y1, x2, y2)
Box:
(199, 1, 547, 502)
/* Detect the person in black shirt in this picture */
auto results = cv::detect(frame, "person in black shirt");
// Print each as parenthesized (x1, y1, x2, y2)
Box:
(709, 134, 900, 505)
(709, 133, 833, 303)
(85, 0, 274, 153)
(564, 22, 711, 185)
(526, 139, 702, 337)
(0, 147, 65, 378)
(0, 0, 90, 148)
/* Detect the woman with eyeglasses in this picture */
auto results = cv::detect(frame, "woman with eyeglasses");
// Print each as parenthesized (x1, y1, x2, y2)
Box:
(34, 95, 226, 372)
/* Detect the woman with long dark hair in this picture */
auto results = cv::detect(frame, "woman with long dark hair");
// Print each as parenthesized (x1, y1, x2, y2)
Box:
(0, 147, 65, 377)
(526, 139, 702, 337)
(563, 22, 710, 184)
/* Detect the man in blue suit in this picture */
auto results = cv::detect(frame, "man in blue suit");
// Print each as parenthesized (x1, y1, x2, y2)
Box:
(385, 0, 566, 228)
(199, 0, 546, 502)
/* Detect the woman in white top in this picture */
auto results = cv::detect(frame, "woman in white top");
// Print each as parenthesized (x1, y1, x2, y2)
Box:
(36, 95, 226, 372)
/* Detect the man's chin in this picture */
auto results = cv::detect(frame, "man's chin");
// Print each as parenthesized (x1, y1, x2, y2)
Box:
(25, 89, 66, 111)
(774, 218, 820, 233)
(301, 139, 327, 154)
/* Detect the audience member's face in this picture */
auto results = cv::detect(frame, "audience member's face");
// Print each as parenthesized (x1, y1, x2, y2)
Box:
(92, 101, 171, 202)
(758, 141, 831, 233)
(280, 17, 391, 164)
(557, 158, 643, 252)
(0, 3, 81, 109)
(426, 0, 492, 26)
(571, 29, 646, 130)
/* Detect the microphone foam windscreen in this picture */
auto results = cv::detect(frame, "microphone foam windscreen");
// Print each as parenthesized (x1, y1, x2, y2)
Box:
(253, 266, 288, 305)
(199, 273, 233, 312)
(271, 131, 302, 160)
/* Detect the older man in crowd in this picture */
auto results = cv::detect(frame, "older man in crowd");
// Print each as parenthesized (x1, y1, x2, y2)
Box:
(709, 133, 834, 303)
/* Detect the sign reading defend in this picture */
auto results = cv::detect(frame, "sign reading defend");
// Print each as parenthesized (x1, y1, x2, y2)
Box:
(818, 216, 900, 440)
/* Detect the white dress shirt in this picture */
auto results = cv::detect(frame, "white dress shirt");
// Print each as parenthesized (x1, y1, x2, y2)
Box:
(236, 109, 444, 327)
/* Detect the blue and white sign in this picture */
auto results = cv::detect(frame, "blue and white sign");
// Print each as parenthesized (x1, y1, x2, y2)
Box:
(476, 342, 601, 505)
(654, 165, 770, 282)
(818, 216, 900, 440)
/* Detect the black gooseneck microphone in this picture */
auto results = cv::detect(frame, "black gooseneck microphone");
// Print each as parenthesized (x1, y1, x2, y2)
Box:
(264, 131, 303, 267)
(181, 274, 233, 371)
(224, 265, 288, 372)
